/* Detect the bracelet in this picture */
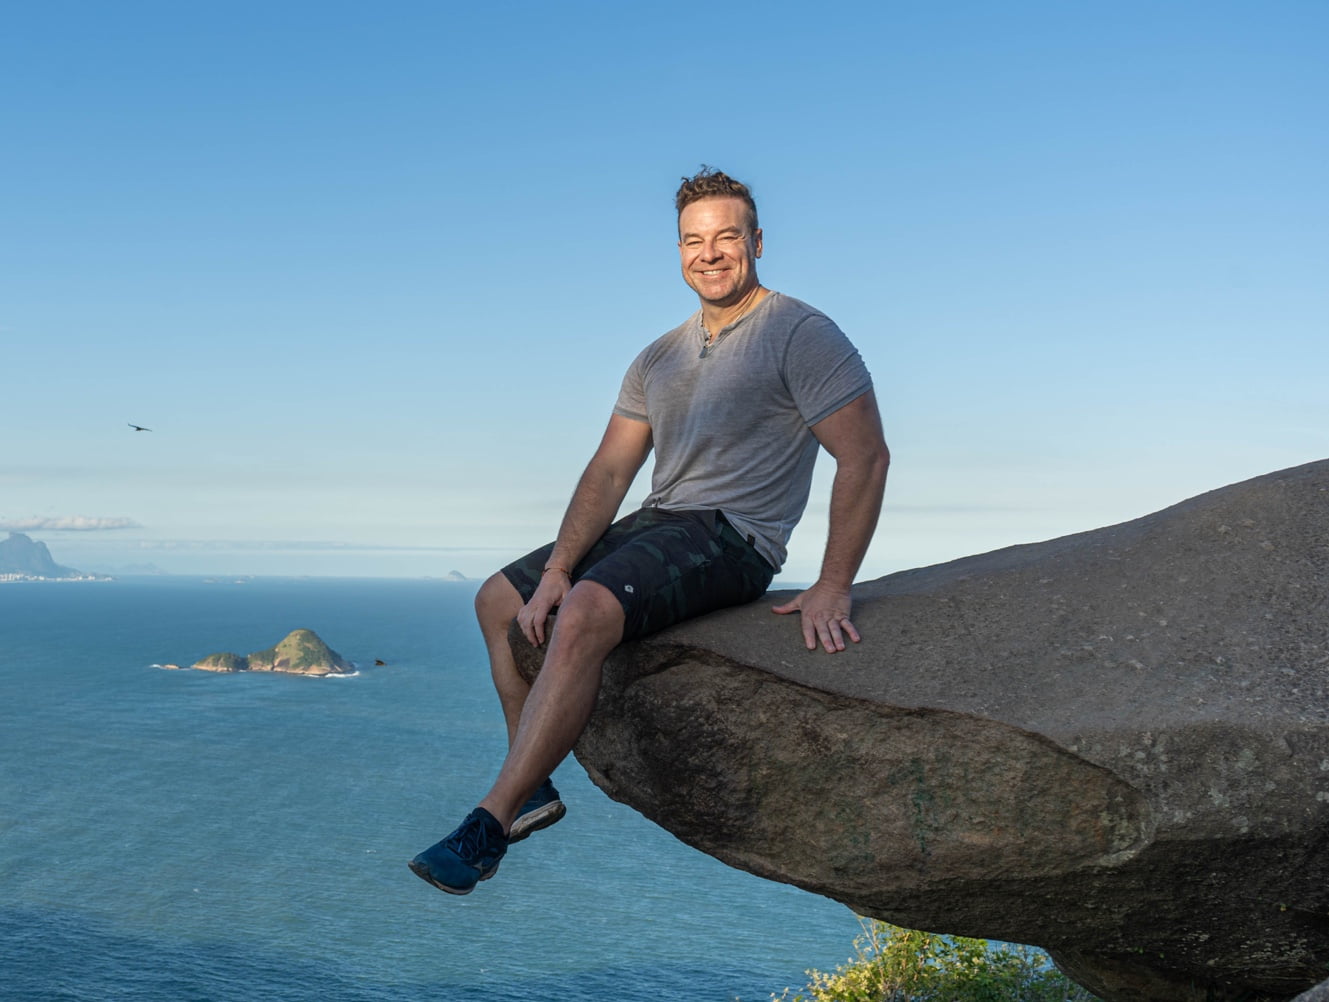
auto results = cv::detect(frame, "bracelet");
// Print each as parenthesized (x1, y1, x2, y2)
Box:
(542, 566, 572, 577)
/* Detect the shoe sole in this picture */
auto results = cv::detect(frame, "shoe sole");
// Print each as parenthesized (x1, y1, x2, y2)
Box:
(507, 800, 566, 844)
(407, 858, 500, 895)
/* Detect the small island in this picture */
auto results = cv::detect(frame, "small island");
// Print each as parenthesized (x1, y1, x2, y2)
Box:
(183, 629, 355, 677)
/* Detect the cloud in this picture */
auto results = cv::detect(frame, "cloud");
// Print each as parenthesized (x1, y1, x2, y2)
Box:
(0, 516, 142, 531)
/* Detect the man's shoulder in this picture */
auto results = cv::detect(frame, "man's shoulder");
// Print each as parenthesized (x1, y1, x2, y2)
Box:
(750, 294, 853, 352)
(658, 309, 702, 342)
(630, 311, 699, 366)
(754, 292, 839, 330)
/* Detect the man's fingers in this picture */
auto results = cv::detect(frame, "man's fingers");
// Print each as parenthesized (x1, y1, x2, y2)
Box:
(817, 618, 845, 653)
(782, 585, 859, 653)
(801, 617, 818, 651)
(811, 611, 860, 653)
(518, 601, 551, 646)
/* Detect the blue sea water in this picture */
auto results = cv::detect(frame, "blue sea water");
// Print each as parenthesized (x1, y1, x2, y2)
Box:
(0, 578, 864, 1001)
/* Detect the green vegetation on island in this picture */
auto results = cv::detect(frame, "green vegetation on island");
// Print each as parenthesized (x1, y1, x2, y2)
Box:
(193, 651, 249, 672)
(191, 629, 354, 676)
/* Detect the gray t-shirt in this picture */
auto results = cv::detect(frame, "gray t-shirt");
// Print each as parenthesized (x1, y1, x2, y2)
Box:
(613, 291, 873, 571)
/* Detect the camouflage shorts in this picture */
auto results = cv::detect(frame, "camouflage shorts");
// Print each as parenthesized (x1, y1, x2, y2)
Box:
(501, 507, 775, 642)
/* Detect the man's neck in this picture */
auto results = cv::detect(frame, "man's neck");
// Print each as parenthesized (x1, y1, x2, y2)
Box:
(700, 285, 770, 335)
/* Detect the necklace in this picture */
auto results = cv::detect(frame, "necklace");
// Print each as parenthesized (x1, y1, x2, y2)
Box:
(698, 319, 717, 359)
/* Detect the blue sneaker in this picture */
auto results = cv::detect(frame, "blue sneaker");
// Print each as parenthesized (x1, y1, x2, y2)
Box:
(507, 779, 566, 843)
(408, 807, 507, 895)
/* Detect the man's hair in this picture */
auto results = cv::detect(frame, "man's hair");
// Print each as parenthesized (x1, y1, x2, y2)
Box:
(675, 166, 759, 233)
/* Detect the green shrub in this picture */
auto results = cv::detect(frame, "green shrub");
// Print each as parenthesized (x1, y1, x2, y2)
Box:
(772, 918, 1102, 1002)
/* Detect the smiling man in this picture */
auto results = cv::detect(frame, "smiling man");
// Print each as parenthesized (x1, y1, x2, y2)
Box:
(409, 167, 889, 896)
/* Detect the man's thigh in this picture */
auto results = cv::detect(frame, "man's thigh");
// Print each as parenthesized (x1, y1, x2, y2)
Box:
(501, 508, 773, 641)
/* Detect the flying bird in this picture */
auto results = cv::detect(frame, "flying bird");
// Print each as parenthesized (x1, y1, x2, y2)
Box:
(128, 423, 152, 432)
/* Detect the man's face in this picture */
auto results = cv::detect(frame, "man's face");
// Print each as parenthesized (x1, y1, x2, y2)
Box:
(677, 196, 763, 309)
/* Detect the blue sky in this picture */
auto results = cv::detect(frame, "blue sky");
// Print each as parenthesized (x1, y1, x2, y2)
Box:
(3, 1, 1326, 581)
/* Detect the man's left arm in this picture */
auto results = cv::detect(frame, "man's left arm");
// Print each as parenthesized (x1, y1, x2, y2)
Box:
(772, 390, 890, 653)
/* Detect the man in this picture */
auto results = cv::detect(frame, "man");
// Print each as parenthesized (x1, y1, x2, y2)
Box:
(409, 167, 889, 895)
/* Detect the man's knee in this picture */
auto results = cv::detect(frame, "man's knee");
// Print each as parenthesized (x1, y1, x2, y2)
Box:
(551, 580, 624, 644)
(475, 571, 522, 630)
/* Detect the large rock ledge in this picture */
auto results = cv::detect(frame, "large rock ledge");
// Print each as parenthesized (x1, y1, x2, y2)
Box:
(512, 459, 1329, 1002)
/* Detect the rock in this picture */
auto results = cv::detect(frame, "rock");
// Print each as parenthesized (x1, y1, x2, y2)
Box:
(193, 651, 249, 673)
(190, 629, 354, 676)
(511, 459, 1329, 1002)
(1293, 978, 1329, 1001)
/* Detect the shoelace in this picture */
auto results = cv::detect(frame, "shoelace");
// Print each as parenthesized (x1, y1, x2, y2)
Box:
(445, 811, 501, 863)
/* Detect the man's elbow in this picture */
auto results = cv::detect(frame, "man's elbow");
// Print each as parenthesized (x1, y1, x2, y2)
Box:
(840, 439, 890, 496)
(871, 440, 891, 488)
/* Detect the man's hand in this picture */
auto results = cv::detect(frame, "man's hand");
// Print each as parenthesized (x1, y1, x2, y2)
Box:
(516, 571, 572, 646)
(771, 582, 860, 653)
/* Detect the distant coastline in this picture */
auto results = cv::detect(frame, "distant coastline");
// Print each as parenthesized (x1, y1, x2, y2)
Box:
(0, 532, 111, 582)
(0, 572, 112, 583)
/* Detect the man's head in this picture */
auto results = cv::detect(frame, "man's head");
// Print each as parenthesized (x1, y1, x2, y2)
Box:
(675, 167, 763, 310)
(675, 166, 758, 235)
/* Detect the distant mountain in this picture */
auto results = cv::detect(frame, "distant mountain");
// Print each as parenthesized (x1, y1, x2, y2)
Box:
(0, 532, 81, 578)
(190, 629, 355, 677)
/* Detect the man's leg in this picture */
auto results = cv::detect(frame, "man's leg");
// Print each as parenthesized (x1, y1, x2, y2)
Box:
(474, 568, 623, 793)
(473, 571, 528, 747)
(409, 578, 622, 895)
(410, 509, 770, 895)
(477, 578, 623, 832)
(473, 569, 568, 841)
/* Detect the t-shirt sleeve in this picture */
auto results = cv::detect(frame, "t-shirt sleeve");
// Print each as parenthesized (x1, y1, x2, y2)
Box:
(613, 349, 650, 422)
(782, 313, 874, 426)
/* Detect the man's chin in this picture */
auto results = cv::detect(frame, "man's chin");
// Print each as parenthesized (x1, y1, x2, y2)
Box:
(690, 283, 742, 306)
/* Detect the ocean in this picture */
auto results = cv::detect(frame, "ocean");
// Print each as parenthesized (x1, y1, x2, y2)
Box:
(0, 577, 864, 1001)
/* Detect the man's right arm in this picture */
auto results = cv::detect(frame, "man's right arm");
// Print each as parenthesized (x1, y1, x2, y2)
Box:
(516, 414, 653, 646)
